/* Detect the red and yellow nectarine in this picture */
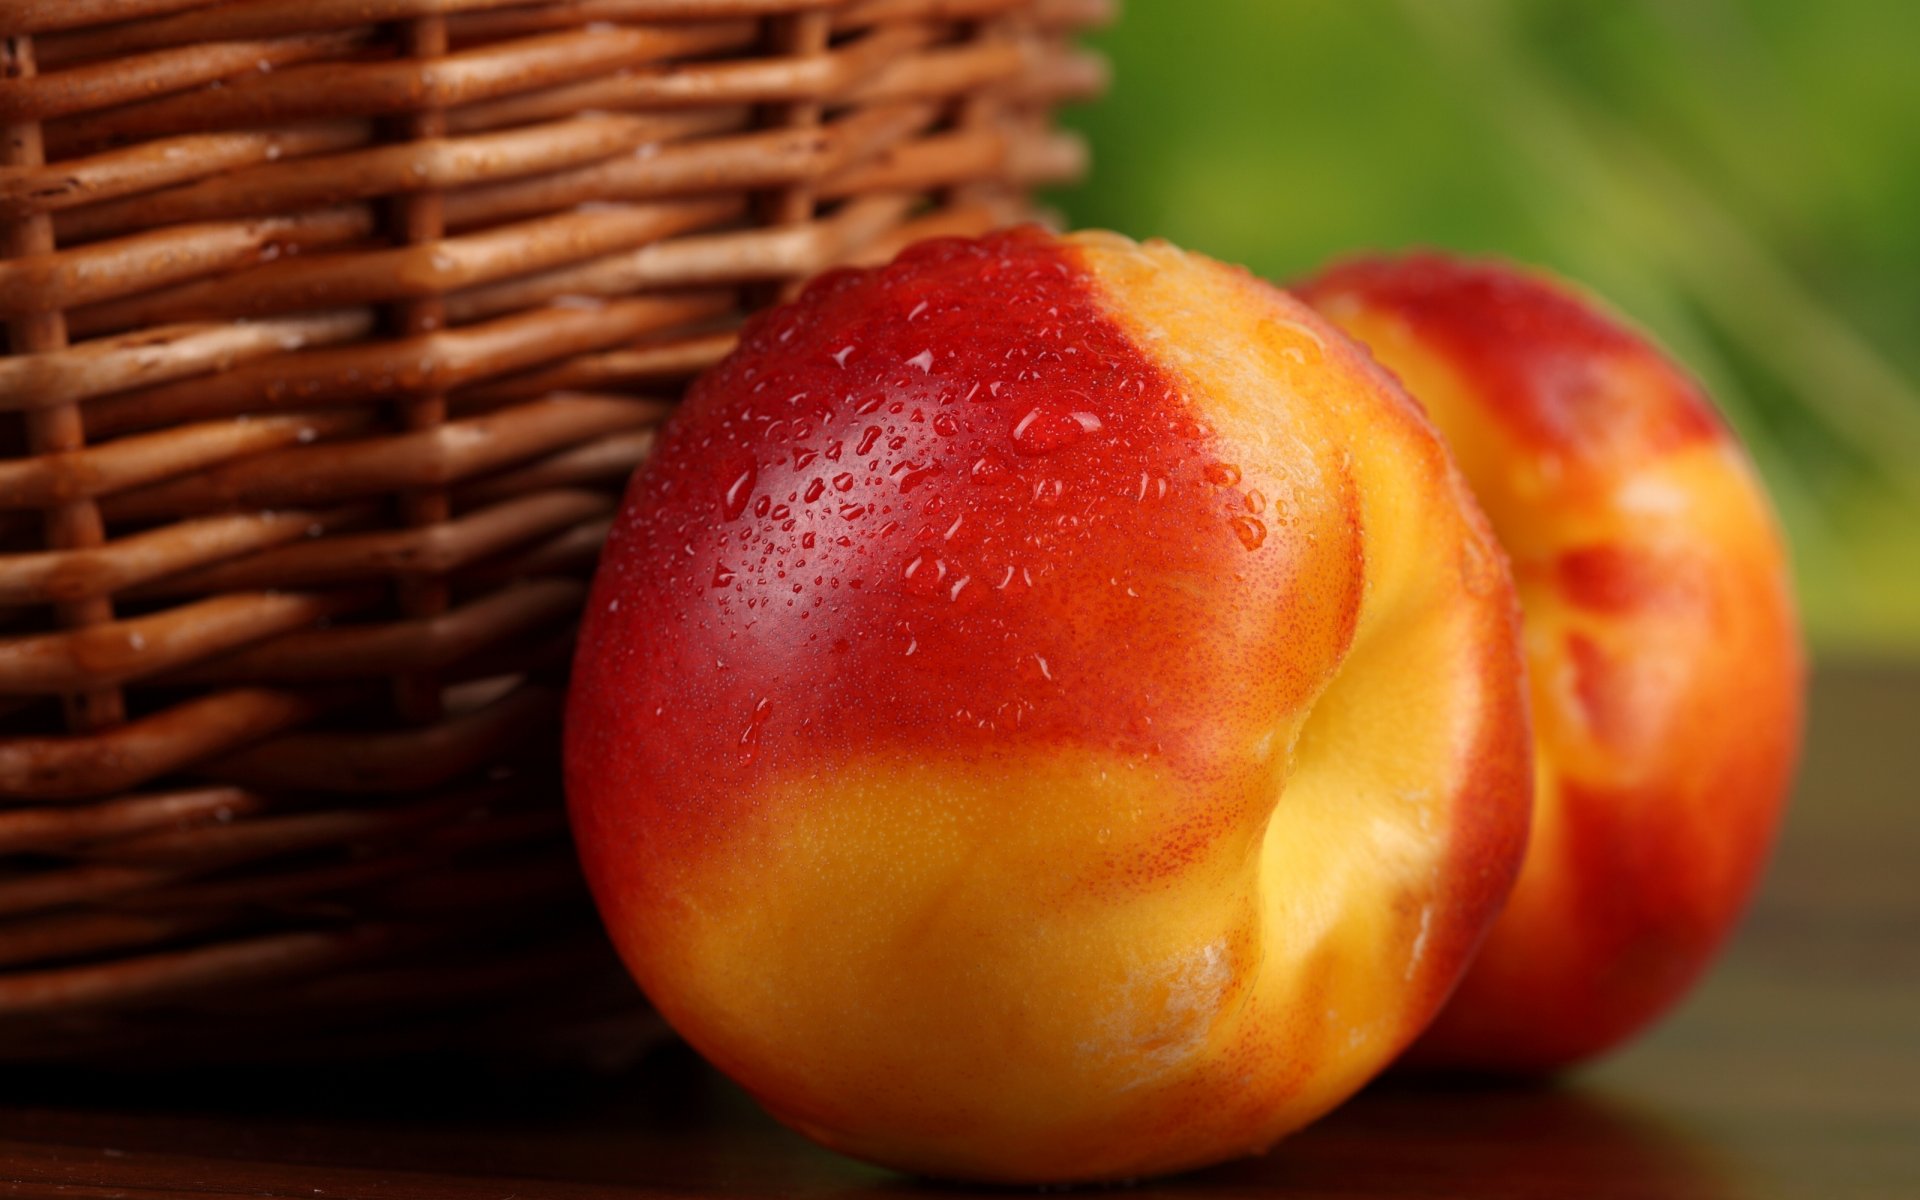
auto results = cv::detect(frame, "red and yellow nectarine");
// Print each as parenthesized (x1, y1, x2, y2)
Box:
(566, 230, 1533, 1181)
(1299, 253, 1804, 1072)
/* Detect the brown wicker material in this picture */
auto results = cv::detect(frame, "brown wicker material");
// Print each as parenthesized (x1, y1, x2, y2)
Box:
(0, 0, 1105, 1063)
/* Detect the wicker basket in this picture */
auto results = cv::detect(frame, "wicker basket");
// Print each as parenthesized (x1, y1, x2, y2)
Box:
(0, 0, 1104, 1063)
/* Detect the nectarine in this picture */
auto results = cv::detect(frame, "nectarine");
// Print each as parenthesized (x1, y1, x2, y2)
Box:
(566, 230, 1533, 1181)
(1299, 253, 1804, 1072)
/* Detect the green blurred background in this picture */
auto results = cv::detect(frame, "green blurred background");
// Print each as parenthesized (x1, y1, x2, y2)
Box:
(1050, 0, 1920, 657)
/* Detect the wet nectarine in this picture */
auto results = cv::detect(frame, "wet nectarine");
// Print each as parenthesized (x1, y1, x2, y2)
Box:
(567, 231, 1534, 1180)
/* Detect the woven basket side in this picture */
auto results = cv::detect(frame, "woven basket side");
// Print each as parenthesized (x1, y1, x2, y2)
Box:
(3, 35, 124, 742)
(0, 0, 1108, 1061)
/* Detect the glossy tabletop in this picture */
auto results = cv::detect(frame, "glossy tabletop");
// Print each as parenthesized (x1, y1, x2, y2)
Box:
(2, 662, 1916, 1199)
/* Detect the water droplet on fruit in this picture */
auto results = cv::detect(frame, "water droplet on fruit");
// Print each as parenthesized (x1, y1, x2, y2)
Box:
(1017, 652, 1054, 683)
(932, 412, 960, 437)
(971, 451, 1010, 484)
(907, 349, 935, 372)
(893, 462, 937, 492)
(712, 564, 737, 587)
(1245, 489, 1266, 515)
(1229, 515, 1267, 550)
(1011, 405, 1103, 456)
(1265, 317, 1327, 364)
(903, 552, 945, 582)
(722, 462, 757, 521)
(738, 697, 773, 764)
(832, 472, 855, 492)
(803, 478, 826, 504)
(1204, 463, 1241, 487)
(856, 426, 882, 456)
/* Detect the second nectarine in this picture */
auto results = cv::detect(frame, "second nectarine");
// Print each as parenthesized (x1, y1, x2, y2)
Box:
(1300, 252, 1804, 1072)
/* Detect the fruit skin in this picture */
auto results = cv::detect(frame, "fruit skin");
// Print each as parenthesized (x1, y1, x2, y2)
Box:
(566, 229, 1532, 1182)
(1299, 253, 1805, 1073)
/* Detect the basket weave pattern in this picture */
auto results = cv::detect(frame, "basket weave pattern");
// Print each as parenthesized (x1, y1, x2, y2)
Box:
(0, 0, 1103, 1061)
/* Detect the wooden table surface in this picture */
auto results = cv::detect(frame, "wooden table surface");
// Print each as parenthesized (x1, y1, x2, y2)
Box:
(3, 662, 1916, 1199)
